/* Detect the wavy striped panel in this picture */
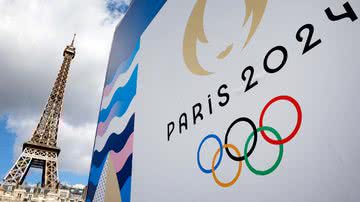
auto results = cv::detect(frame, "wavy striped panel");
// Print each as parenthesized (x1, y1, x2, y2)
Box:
(110, 133, 134, 172)
(87, 0, 167, 201)
(103, 41, 140, 96)
(95, 102, 135, 152)
(97, 66, 137, 125)
(93, 115, 134, 168)
(96, 77, 137, 138)
(88, 114, 133, 201)
(102, 63, 138, 109)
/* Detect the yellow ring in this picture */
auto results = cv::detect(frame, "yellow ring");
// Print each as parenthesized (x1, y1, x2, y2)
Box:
(211, 144, 242, 187)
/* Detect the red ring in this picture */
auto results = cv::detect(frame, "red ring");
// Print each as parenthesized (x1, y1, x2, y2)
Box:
(259, 95, 302, 145)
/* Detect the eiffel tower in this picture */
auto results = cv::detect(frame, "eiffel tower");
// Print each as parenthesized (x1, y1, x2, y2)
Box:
(3, 35, 76, 189)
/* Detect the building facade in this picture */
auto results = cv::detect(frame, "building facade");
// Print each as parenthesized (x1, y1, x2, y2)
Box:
(0, 184, 86, 202)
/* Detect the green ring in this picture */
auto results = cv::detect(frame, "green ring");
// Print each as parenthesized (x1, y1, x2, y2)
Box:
(244, 126, 284, 176)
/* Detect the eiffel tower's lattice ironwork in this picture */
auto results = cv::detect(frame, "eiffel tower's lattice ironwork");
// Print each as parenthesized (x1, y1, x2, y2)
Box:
(3, 35, 76, 189)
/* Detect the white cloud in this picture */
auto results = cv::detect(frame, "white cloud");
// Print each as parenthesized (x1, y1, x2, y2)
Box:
(0, 0, 130, 176)
(6, 116, 37, 159)
(71, 184, 86, 189)
(6, 116, 96, 175)
(0, 0, 126, 124)
(58, 120, 96, 174)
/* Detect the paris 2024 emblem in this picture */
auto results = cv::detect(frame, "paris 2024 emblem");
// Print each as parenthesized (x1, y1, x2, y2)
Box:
(183, 0, 268, 75)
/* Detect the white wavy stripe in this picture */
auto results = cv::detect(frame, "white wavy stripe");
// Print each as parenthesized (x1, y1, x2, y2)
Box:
(94, 100, 136, 152)
(101, 62, 137, 110)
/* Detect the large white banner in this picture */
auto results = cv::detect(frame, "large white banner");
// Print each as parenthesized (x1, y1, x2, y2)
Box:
(87, 1, 360, 201)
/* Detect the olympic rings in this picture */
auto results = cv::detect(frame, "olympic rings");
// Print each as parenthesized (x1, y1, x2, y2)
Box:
(197, 134, 223, 174)
(244, 126, 283, 176)
(224, 117, 257, 162)
(212, 144, 242, 188)
(196, 95, 302, 187)
(259, 95, 302, 145)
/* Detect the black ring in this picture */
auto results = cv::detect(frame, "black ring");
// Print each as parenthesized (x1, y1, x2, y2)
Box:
(224, 117, 257, 161)
(263, 45, 288, 74)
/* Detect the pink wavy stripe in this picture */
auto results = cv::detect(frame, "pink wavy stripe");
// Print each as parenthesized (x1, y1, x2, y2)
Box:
(96, 102, 120, 137)
(110, 133, 134, 173)
(103, 81, 115, 97)
(103, 63, 125, 97)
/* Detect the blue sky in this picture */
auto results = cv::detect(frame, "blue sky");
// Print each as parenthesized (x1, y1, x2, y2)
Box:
(1, 116, 86, 185)
(0, 116, 15, 183)
(0, 0, 130, 186)
(107, 0, 130, 14)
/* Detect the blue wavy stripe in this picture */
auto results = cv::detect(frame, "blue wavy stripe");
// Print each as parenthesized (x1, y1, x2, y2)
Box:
(96, 112, 135, 153)
(117, 154, 133, 189)
(120, 176, 132, 202)
(86, 181, 97, 202)
(93, 114, 134, 167)
(88, 155, 106, 185)
(99, 65, 138, 123)
(86, 157, 106, 201)
(105, 41, 140, 86)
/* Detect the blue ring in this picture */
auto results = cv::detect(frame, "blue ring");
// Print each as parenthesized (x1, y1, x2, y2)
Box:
(197, 134, 223, 174)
